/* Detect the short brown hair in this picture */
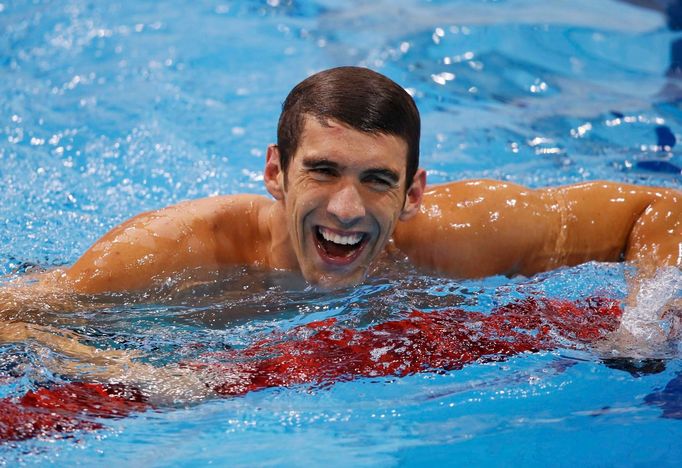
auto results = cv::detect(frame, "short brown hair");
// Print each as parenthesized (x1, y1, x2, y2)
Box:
(277, 67, 420, 185)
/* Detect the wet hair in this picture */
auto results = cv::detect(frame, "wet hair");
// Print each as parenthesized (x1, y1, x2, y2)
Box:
(277, 66, 421, 186)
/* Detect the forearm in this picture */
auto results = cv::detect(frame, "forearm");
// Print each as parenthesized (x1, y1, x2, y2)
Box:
(0, 320, 212, 403)
(616, 187, 682, 338)
(0, 270, 79, 321)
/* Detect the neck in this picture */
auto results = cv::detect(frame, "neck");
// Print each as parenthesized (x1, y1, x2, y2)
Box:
(264, 201, 299, 271)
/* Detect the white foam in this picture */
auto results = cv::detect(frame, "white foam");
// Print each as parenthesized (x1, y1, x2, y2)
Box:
(617, 267, 682, 345)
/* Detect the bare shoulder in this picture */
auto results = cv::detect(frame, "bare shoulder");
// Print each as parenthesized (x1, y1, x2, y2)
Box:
(539, 180, 680, 200)
(133, 193, 273, 225)
(394, 178, 680, 279)
(76, 194, 273, 259)
(64, 194, 274, 293)
(394, 179, 555, 277)
(419, 179, 539, 205)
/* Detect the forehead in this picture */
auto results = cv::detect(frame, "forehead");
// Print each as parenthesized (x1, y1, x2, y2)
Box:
(293, 117, 408, 176)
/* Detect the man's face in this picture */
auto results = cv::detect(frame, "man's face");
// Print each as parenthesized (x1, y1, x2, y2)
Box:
(266, 117, 423, 289)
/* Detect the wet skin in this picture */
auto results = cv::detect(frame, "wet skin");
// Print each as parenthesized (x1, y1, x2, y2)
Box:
(394, 179, 682, 279)
(261, 117, 425, 289)
(2, 117, 680, 299)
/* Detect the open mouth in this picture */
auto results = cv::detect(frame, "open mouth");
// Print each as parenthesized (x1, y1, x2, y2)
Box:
(314, 226, 368, 266)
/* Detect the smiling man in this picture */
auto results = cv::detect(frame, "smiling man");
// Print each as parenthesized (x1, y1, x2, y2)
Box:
(263, 115, 420, 288)
(261, 76, 425, 289)
(1, 67, 681, 308)
(45, 67, 426, 294)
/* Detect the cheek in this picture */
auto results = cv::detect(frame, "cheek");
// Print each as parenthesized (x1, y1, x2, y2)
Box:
(285, 188, 324, 236)
(289, 193, 319, 219)
(374, 191, 405, 226)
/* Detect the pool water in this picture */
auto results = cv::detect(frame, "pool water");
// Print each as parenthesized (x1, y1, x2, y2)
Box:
(1, 0, 682, 465)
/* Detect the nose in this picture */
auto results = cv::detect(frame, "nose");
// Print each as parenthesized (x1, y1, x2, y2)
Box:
(327, 183, 366, 225)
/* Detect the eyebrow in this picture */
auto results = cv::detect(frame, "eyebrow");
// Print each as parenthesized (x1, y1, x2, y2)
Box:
(302, 156, 340, 169)
(302, 156, 400, 184)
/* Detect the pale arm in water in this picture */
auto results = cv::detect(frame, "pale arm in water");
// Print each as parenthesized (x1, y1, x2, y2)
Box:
(0, 321, 214, 404)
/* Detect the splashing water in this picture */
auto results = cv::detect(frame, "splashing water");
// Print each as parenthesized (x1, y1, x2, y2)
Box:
(0, 297, 621, 442)
(618, 267, 682, 347)
(2, 0, 682, 463)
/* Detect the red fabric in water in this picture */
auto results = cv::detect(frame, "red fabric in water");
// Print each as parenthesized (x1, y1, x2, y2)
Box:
(207, 297, 621, 395)
(0, 383, 148, 442)
(0, 297, 621, 442)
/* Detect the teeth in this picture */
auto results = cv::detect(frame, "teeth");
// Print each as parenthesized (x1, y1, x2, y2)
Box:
(319, 227, 363, 245)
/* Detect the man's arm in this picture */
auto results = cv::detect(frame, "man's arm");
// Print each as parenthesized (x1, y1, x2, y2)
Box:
(0, 195, 275, 399)
(393, 180, 681, 277)
(61, 194, 272, 294)
(0, 321, 213, 403)
(547, 182, 680, 274)
(0, 194, 273, 320)
(394, 179, 682, 341)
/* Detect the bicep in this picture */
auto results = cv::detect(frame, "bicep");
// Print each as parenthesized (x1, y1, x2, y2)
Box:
(545, 182, 664, 266)
(625, 191, 682, 271)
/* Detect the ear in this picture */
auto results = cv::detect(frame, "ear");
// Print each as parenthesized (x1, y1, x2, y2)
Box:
(264, 144, 285, 200)
(399, 168, 426, 221)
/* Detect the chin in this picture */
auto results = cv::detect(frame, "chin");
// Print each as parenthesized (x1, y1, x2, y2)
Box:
(304, 268, 368, 291)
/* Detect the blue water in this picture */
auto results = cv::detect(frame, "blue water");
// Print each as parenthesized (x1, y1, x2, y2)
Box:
(1, 0, 681, 465)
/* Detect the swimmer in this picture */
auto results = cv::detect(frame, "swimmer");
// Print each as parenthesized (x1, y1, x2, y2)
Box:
(0, 66, 680, 327)
(0, 67, 679, 427)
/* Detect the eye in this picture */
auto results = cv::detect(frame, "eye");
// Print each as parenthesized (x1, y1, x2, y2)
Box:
(363, 175, 395, 191)
(308, 166, 338, 181)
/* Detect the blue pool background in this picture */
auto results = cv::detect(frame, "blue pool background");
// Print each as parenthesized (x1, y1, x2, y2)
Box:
(1, 0, 682, 465)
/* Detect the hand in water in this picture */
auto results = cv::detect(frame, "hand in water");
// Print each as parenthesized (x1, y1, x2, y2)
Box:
(609, 267, 682, 355)
(0, 321, 213, 404)
(662, 298, 682, 340)
(1, 321, 137, 364)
